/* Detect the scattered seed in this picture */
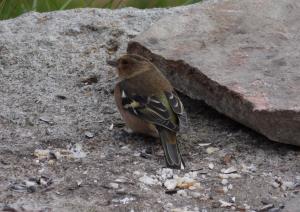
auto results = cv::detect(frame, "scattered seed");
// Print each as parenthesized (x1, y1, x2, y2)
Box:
(34, 149, 50, 160)
(198, 143, 211, 147)
(221, 167, 237, 174)
(80, 75, 98, 84)
(219, 200, 233, 207)
(219, 173, 241, 179)
(223, 186, 228, 193)
(206, 147, 219, 154)
(109, 123, 114, 130)
(258, 203, 274, 211)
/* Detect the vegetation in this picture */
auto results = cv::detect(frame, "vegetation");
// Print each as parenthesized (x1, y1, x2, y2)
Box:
(0, 0, 201, 20)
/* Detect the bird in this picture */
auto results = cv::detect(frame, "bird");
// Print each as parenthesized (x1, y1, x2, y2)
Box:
(112, 54, 188, 169)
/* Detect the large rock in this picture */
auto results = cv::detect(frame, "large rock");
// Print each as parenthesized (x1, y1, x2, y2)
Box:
(128, 0, 300, 146)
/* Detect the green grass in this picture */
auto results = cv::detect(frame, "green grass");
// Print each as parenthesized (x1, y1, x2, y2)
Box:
(0, 0, 201, 20)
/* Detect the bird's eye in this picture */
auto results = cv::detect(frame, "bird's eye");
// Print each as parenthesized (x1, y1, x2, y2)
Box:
(121, 59, 129, 65)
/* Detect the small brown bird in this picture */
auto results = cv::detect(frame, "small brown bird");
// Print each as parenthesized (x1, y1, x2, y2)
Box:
(112, 54, 188, 169)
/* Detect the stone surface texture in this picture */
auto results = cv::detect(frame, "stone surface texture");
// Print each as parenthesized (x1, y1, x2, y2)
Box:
(0, 2, 300, 212)
(128, 0, 300, 146)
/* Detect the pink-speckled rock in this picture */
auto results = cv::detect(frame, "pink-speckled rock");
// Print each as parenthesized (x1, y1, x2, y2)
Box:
(128, 0, 300, 145)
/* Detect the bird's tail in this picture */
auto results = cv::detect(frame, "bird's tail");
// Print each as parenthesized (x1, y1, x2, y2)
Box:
(158, 128, 184, 169)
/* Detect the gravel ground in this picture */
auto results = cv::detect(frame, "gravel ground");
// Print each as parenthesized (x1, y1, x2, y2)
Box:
(0, 5, 299, 212)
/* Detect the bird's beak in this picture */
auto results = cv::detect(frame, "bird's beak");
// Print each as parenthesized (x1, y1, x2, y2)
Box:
(107, 59, 118, 67)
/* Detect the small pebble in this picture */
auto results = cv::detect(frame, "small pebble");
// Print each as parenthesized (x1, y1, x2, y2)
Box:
(133, 171, 141, 176)
(164, 179, 177, 190)
(208, 163, 214, 170)
(76, 180, 82, 186)
(38, 168, 45, 173)
(177, 190, 188, 197)
(271, 181, 280, 188)
(223, 186, 228, 193)
(109, 123, 114, 130)
(243, 204, 250, 210)
(184, 171, 198, 179)
(190, 191, 201, 198)
(261, 198, 272, 205)
(268, 208, 280, 212)
(39, 176, 52, 186)
(115, 177, 128, 183)
(84, 131, 94, 138)
(165, 203, 173, 209)
(241, 164, 257, 173)
(25, 180, 36, 188)
(109, 182, 119, 189)
(230, 196, 236, 203)
(139, 175, 158, 185)
(221, 179, 228, 185)
(160, 168, 174, 180)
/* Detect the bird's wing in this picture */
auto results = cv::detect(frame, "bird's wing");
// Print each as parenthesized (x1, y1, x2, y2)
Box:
(119, 88, 179, 132)
(165, 91, 189, 133)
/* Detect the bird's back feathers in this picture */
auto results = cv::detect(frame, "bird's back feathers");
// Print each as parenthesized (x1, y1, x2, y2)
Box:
(159, 127, 184, 169)
(115, 54, 187, 169)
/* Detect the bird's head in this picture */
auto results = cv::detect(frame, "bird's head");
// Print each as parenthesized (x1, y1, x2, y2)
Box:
(114, 54, 152, 79)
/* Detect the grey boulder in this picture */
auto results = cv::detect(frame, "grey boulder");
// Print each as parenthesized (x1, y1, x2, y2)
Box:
(128, 0, 300, 146)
